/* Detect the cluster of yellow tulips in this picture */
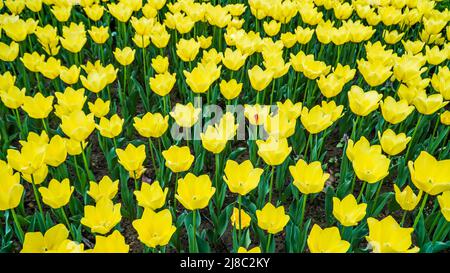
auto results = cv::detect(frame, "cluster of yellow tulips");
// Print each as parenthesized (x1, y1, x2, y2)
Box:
(0, 0, 449, 253)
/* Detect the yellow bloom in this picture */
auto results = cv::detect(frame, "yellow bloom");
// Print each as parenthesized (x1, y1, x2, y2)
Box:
(81, 198, 122, 235)
(321, 100, 344, 122)
(223, 159, 264, 196)
(290, 51, 331, 79)
(108, 2, 133, 22)
(96, 114, 124, 139)
(113, 47, 135, 66)
(244, 104, 270, 126)
(44, 135, 67, 167)
(222, 48, 248, 71)
(366, 216, 419, 253)
(348, 85, 382, 116)
(402, 40, 425, 55)
(219, 79, 242, 100)
(162, 145, 194, 173)
(7, 142, 46, 175)
(394, 185, 422, 211)
(441, 111, 450, 125)
(59, 65, 80, 85)
(38, 178, 73, 209)
(88, 26, 109, 44)
(170, 103, 201, 128)
(237, 246, 261, 253)
(176, 173, 216, 210)
(256, 203, 290, 234)
(256, 137, 292, 166)
(357, 59, 392, 87)
(230, 207, 251, 230)
(116, 144, 146, 173)
(22, 164, 48, 186)
(317, 73, 346, 98)
(200, 125, 228, 154)
(21, 52, 45, 72)
(378, 129, 411, 156)
(431, 66, 450, 100)
(383, 30, 404, 44)
(332, 194, 367, 226)
(0, 166, 23, 211)
(412, 91, 448, 115)
(307, 224, 350, 253)
(22, 93, 54, 119)
(300, 105, 333, 134)
(380, 96, 415, 125)
(408, 151, 450, 195)
(132, 208, 176, 248)
(149, 72, 176, 97)
(263, 20, 281, 36)
(133, 112, 169, 138)
(21, 224, 83, 253)
(0, 86, 26, 109)
(437, 191, 450, 222)
(197, 35, 212, 49)
(61, 110, 96, 142)
(346, 136, 382, 162)
(87, 176, 119, 202)
(84, 4, 104, 21)
(248, 65, 273, 92)
(264, 113, 296, 139)
(426, 45, 447, 65)
(277, 99, 302, 121)
(151, 55, 169, 74)
(176, 38, 200, 62)
(88, 230, 129, 253)
(184, 61, 221, 94)
(289, 159, 330, 194)
(0, 41, 19, 62)
(352, 149, 390, 184)
(88, 98, 110, 118)
(134, 181, 168, 210)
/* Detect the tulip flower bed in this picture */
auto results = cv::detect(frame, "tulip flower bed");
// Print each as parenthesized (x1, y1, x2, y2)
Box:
(0, 0, 449, 254)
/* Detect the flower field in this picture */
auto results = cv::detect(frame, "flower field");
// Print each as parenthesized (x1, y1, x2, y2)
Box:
(0, 0, 449, 254)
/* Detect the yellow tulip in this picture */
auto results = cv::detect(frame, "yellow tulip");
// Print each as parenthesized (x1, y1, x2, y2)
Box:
(394, 184, 422, 211)
(176, 38, 200, 62)
(289, 159, 330, 194)
(256, 203, 290, 234)
(277, 99, 302, 121)
(408, 151, 450, 195)
(87, 176, 119, 202)
(149, 72, 176, 97)
(332, 194, 367, 226)
(222, 48, 247, 71)
(307, 224, 350, 253)
(412, 91, 448, 115)
(88, 230, 129, 253)
(21, 224, 83, 253)
(223, 159, 264, 196)
(230, 208, 251, 230)
(219, 79, 243, 100)
(366, 216, 419, 253)
(61, 110, 96, 142)
(244, 104, 270, 126)
(44, 135, 67, 167)
(0, 166, 23, 211)
(256, 136, 292, 166)
(0, 86, 26, 109)
(133, 112, 169, 138)
(300, 105, 333, 134)
(134, 181, 168, 210)
(113, 47, 135, 66)
(169, 103, 201, 128)
(96, 114, 124, 139)
(352, 149, 390, 184)
(380, 96, 415, 125)
(38, 178, 73, 209)
(132, 208, 176, 248)
(0, 41, 19, 62)
(22, 93, 54, 119)
(348, 85, 382, 116)
(116, 144, 146, 173)
(162, 145, 194, 173)
(248, 65, 273, 92)
(88, 98, 110, 118)
(200, 125, 228, 154)
(151, 55, 169, 74)
(378, 129, 411, 156)
(346, 136, 382, 162)
(88, 26, 109, 44)
(81, 198, 122, 235)
(176, 173, 216, 210)
(441, 111, 450, 125)
(237, 246, 261, 253)
(437, 191, 450, 221)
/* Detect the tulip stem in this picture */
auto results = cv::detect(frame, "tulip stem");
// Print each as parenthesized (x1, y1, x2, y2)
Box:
(148, 138, 157, 178)
(304, 133, 312, 160)
(192, 210, 197, 253)
(356, 182, 366, 202)
(238, 195, 242, 246)
(400, 211, 407, 227)
(13, 109, 23, 138)
(41, 119, 49, 135)
(31, 175, 45, 227)
(413, 193, 428, 229)
(10, 208, 24, 244)
(266, 234, 272, 253)
(80, 143, 94, 181)
(299, 194, 308, 230)
(60, 207, 76, 240)
(173, 172, 179, 211)
(405, 115, 423, 161)
(372, 179, 385, 212)
(268, 166, 275, 203)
